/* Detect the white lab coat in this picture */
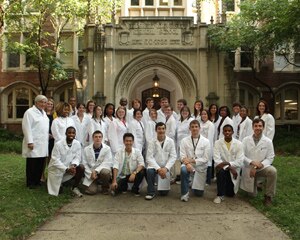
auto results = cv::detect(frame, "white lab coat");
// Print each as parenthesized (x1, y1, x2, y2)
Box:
(128, 119, 145, 152)
(237, 117, 253, 142)
(255, 113, 275, 140)
(213, 138, 244, 193)
(232, 113, 242, 139)
(212, 117, 221, 143)
(86, 118, 107, 146)
(82, 143, 113, 187)
(47, 139, 82, 196)
(51, 117, 76, 143)
(107, 118, 128, 154)
(165, 115, 176, 141)
(103, 116, 115, 145)
(180, 135, 210, 190)
(217, 116, 234, 140)
(113, 147, 145, 178)
(71, 113, 91, 147)
(145, 120, 157, 144)
(176, 117, 194, 158)
(241, 135, 275, 192)
(157, 109, 166, 123)
(200, 120, 215, 166)
(142, 108, 151, 127)
(22, 105, 49, 158)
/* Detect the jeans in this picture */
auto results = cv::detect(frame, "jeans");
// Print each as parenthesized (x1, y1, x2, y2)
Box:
(117, 170, 145, 194)
(180, 165, 204, 197)
(146, 168, 169, 196)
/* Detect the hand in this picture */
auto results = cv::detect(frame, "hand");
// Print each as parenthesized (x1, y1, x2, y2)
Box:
(158, 168, 167, 179)
(182, 158, 191, 165)
(249, 168, 256, 178)
(28, 143, 34, 150)
(186, 163, 194, 173)
(229, 167, 238, 179)
(68, 165, 76, 176)
(251, 161, 263, 169)
(111, 181, 118, 191)
(216, 162, 230, 170)
(128, 173, 136, 182)
(91, 170, 98, 180)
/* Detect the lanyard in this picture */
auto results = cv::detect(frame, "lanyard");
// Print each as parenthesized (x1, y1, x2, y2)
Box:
(191, 136, 200, 156)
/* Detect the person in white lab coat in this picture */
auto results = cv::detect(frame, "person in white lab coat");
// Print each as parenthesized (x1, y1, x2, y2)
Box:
(192, 100, 204, 121)
(216, 106, 234, 140)
(142, 97, 154, 126)
(241, 118, 276, 206)
(51, 102, 76, 143)
(145, 122, 177, 200)
(180, 120, 210, 202)
(232, 102, 242, 139)
(236, 106, 253, 142)
(47, 127, 85, 197)
(213, 124, 244, 204)
(85, 100, 96, 118)
(82, 130, 113, 195)
(165, 105, 176, 141)
(128, 109, 145, 153)
(145, 109, 158, 144)
(176, 99, 187, 121)
(127, 99, 142, 124)
(22, 95, 49, 189)
(255, 100, 275, 140)
(103, 103, 116, 145)
(111, 133, 145, 196)
(157, 97, 168, 123)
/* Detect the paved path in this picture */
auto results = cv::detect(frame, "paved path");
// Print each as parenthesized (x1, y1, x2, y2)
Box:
(28, 184, 289, 240)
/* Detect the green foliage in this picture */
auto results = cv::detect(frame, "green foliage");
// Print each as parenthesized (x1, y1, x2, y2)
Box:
(0, 154, 72, 240)
(0, 129, 22, 154)
(273, 126, 300, 156)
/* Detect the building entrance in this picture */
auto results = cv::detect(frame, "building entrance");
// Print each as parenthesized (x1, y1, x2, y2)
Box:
(142, 88, 170, 110)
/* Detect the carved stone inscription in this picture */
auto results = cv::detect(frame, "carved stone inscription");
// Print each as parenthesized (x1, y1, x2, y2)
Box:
(118, 20, 194, 47)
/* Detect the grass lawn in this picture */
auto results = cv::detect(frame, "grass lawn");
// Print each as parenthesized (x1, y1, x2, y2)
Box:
(0, 154, 72, 240)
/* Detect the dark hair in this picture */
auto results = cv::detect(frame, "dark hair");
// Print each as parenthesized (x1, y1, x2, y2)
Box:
(92, 130, 103, 137)
(193, 100, 204, 118)
(160, 97, 169, 102)
(65, 126, 76, 134)
(256, 99, 270, 115)
(133, 109, 143, 118)
(123, 132, 134, 141)
(232, 102, 242, 108)
(200, 109, 211, 121)
(252, 118, 265, 127)
(131, 99, 141, 109)
(103, 103, 115, 118)
(177, 98, 187, 106)
(208, 103, 219, 122)
(189, 119, 200, 127)
(219, 105, 231, 118)
(56, 102, 71, 117)
(180, 106, 191, 122)
(76, 103, 85, 109)
(145, 97, 154, 104)
(223, 124, 233, 131)
(155, 122, 166, 130)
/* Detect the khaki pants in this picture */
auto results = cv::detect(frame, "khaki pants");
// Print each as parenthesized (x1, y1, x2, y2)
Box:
(255, 166, 277, 197)
(85, 168, 111, 195)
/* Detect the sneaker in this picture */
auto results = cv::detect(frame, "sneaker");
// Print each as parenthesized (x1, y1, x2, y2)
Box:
(175, 180, 181, 185)
(181, 192, 189, 202)
(263, 195, 272, 206)
(145, 194, 155, 200)
(72, 187, 83, 197)
(213, 196, 224, 204)
(134, 192, 140, 197)
(111, 190, 116, 196)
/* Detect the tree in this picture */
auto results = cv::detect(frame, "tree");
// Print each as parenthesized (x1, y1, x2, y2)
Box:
(208, 0, 300, 100)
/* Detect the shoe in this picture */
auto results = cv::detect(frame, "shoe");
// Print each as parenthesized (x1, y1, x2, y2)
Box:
(102, 188, 109, 195)
(72, 187, 83, 197)
(213, 196, 224, 204)
(59, 186, 64, 194)
(175, 181, 181, 185)
(111, 190, 116, 196)
(181, 192, 189, 202)
(133, 191, 140, 197)
(145, 194, 155, 200)
(263, 195, 272, 206)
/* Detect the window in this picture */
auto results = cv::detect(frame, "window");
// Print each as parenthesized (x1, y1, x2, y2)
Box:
(160, 0, 168, 6)
(131, 0, 139, 6)
(239, 84, 259, 118)
(60, 35, 74, 67)
(7, 35, 21, 68)
(174, 0, 182, 6)
(53, 83, 75, 103)
(240, 48, 252, 68)
(78, 36, 84, 66)
(145, 0, 154, 6)
(294, 46, 300, 66)
(226, 0, 235, 11)
(5, 86, 37, 120)
(276, 87, 299, 122)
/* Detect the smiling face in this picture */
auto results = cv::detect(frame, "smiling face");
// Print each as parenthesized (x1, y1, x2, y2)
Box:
(116, 107, 126, 120)
(223, 126, 233, 141)
(240, 107, 248, 118)
(36, 99, 47, 111)
(253, 121, 264, 137)
(258, 102, 266, 115)
(95, 106, 102, 118)
(62, 106, 70, 117)
(201, 110, 208, 122)
(134, 110, 143, 121)
(66, 127, 76, 143)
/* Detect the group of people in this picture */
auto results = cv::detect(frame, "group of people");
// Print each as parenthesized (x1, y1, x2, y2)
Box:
(22, 95, 277, 206)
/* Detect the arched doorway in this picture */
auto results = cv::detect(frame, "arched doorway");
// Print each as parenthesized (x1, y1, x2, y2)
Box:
(142, 88, 170, 110)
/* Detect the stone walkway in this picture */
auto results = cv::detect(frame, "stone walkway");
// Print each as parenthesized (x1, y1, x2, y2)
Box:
(28, 184, 289, 240)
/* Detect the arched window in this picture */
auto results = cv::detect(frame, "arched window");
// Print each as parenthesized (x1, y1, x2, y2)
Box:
(275, 86, 299, 123)
(238, 84, 260, 118)
(53, 83, 75, 104)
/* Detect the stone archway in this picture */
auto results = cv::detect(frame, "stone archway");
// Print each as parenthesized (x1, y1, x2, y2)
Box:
(114, 52, 197, 108)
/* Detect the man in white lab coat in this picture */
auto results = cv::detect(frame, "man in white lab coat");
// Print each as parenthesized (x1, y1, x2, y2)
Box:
(22, 95, 49, 189)
(241, 118, 276, 206)
(47, 127, 85, 196)
(180, 120, 210, 202)
(145, 122, 177, 200)
(82, 130, 113, 195)
(213, 124, 244, 204)
(111, 133, 145, 196)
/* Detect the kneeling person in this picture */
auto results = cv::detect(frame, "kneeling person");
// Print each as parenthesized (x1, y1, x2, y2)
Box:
(111, 133, 145, 196)
(213, 124, 244, 204)
(82, 130, 113, 195)
(47, 126, 85, 197)
(145, 122, 177, 200)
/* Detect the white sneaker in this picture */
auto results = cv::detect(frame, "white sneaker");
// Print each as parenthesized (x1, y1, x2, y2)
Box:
(213, 196, 224, 204)
(181, 192, 189, 202)
(72, 187, 83, 197)
(145, 194, 155, 200)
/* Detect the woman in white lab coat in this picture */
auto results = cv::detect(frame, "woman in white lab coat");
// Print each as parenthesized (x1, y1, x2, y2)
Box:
(128, 109, 145, 153)
(51, 102, 76, 143)
(216, 106, 234, 140)
(103, 103, 115, 145)
(255, 100, 275, 140)
(192, 100, 204, 121)
(145, 109, 158, 144)
(85, 100, 95, 118)
(22, 95, 49, 188)
(236, 106, 253, 142)
(108, 106, 128, 155)
(200, 109, 215, 184)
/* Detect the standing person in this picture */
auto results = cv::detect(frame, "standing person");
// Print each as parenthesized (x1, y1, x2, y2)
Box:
(22, 95, 49, 189)
(128, 109, 145, 153)
(180, 120, 210, 202)
(71, 103, 90, 147)
(213, 125, 244, 204)
(175, 99, 187, 121)
(216, 106, 234, 140)
(86, 100, 96, 118)
(108, 106, 128, 156)
(119, 97, 128, 109)
(47, 126, 85, 197)
(82, 130, 113, 195)
(145, 109, 158, 144)
(103, 103, 116, 145)
(236, 106, 253, 142)
(68, 96, 77, 116)
(145, 122, 177, 200)
(209, 103, 221, 142)
(200, 109, 215, 185)
(142, 97, 154, 126)
(87, 105, 107, 146)
(127, 99, 142, 124)
(255, 100, 275, 140)
(164, 104, 176, 141)
(51, 102, 76, 143)
(232, 102, 242, 139)
(192, 100, 204, 121)
(45, 98, 55, 156)
(111, 133, 145, 196)
(157, 97, 168, 123)
(241, 118, 277, 206)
